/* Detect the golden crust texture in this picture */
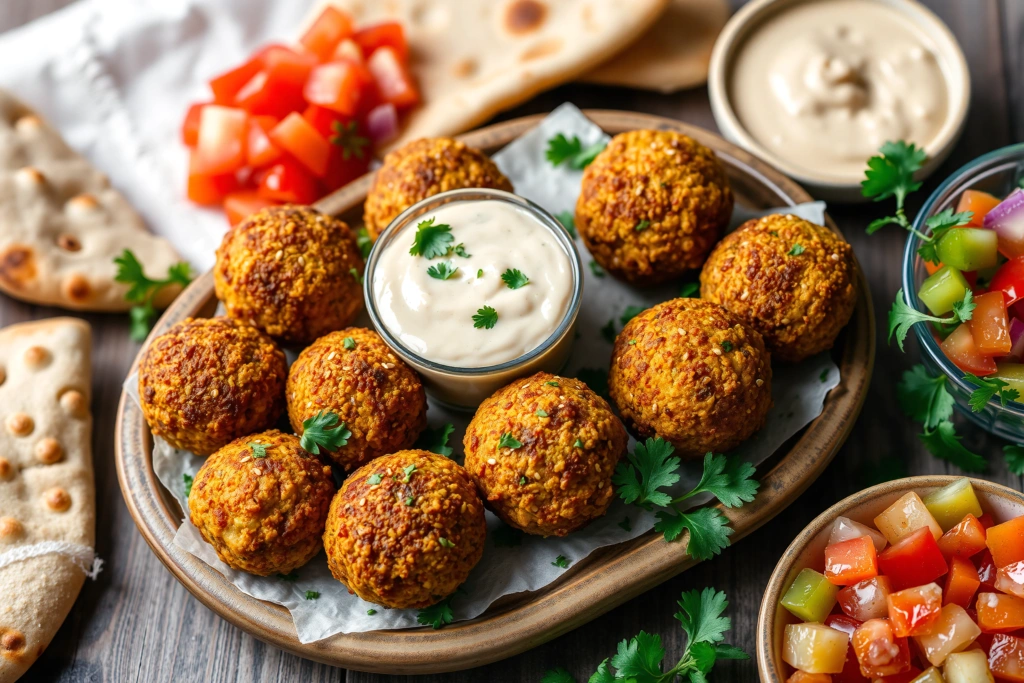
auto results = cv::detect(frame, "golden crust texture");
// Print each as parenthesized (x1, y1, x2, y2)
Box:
(214, 205, 364, 347)
(287, 328, 427, 472)
(138, 316, 286, 455)
(323, 450, 487, 609)
(463, 372, 627, 537)
(700, 214, 857, 362)
(362, 137, 514, 238)
(608, 298, 772, 458)
(575, 130, 733, 285)
(189, 430, 335, 576)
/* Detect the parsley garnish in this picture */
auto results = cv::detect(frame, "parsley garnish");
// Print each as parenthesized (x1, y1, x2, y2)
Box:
(417, 595, 455, 629)
(501, 268, 529, 289)
(278, 571, 298, 582)
(473, 305, 498, 329)
(545, 133, 606, 170)
(498, 432, 522, 450)
(536, 409, 549, 417)
(680, 282, 700, 298)
(367, 473, 383, 485)
(329, 120, 369, 160)
(552, 555, 571, 569)
(356, 226, 373, 259)
(405, 495, 416, 506)
(402, 463, 417, 482)
(546, 380, 560, 387)
(919, 421, 987, 473)
(556, 211, 577, 238)
(720, 341, 733, 352)
(600, 319, 617, 343)
(628, 340, 637, 345)
(300, 411, 351, 455)
(964, 373, 1020, 410)
(888, 288, 974, 351)
(787, 244, 805, 256)
(343, 336, 356, 350)
(439, 537, 455, 549)
(1004, 445, 1024, 475)
(519, 475, 528, 485)
(250, 441, 268, 458)
(897, 365, 986, 472)
(183, 473, 193, 498)
(114, 249, 192, 341)
(620, 305, 646, 326)
(589, 260, 605, 278)
(367, 609, 377, 616)
(450, 243, 471, 258)
(409, 218, 453, 258)
(415, 422, 455, 457)
(618, 517, 632, 532)
(635, 219, 651, 232)
(305, 591, 320, 600)
(427, 260, 458, 280)
(541, 668, 576, 683)
(574, 438, 584, 448)
(492, 524, 524, 547)
(612, 439, 759, 559)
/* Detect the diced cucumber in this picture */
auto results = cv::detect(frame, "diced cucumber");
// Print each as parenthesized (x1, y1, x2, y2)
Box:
(919, 266, 970, 316)
(936, 228, 999, 272)
(993, 362, 1024, 397)
(922, 479, 984, 532)
(780, 568, 839, 623)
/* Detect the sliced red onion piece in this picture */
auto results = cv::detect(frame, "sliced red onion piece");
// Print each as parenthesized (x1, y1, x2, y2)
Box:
(366, 103, 399, 145)
(1009, 317, 1024, 361)
(984, 188, 1024, 257)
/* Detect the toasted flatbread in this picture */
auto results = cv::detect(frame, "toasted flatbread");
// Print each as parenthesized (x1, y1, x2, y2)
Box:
(0, 90, 182, 311)
(0, 318, 94, 683)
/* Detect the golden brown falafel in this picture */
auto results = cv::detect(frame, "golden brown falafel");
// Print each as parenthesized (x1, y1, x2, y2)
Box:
(138, 316, 286, 455)
(323, 450, 486, 609)
(214, 205, 364, 347)
(575, 130, 733, 286)
(609, 298, 771, 458)
(287, 328, 427, 472)
(463, 372, 627, 537)
(700, 214, 857, 362)
(189, 430, 335, 576)
(363, 137, 514, 239)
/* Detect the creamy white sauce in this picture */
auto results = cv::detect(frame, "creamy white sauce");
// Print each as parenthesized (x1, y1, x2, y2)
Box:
(372, 199, 574, 368)
(730, 0, 950, 179)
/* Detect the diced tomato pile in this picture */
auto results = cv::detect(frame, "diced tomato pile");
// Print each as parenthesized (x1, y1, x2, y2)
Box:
(918, 188, 1024, 388)
(779, 478, 1024, 682)
(181, 6, 418, 225)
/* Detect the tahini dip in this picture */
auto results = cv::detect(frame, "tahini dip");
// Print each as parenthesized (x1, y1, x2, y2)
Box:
(729, 0, 951, 179)
(371, 198, 574, 368)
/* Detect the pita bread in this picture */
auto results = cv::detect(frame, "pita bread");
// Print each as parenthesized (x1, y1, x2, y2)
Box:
(313, 0, 669, 150)
(0, 318, 94, 683)
(0, 90, 183, 312)
(582, 0, 730, 93)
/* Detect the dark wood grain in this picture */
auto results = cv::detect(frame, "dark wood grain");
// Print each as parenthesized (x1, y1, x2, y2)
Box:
(2, 0, 1020, 681)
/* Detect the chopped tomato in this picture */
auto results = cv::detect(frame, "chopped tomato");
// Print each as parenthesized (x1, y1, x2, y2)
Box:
(194, 105, 248, 176)
(990, 633, 1024, 681)
(887, 583, 943, 637)
(268, 112, 331, 177)
(303, 104, 346, 138)
(223, 190, 276, 227)
(944, 556, 982, 608)
(300, 6, 354, 62)
(246, 115, 281, 168)
(970, 290, 1013, 355)
(209, 56, 262, 105)
(877, 527, 948, 591)
(990, 256, 1024, 306)
(826, 536, 879, 586)
(367, 46, 419, 109)
(958, 189, 1004, 226)
(332, 38, 364, 64)
(938, 514, 989, 559)
(187, 152, 239, 205)
(977, 593, 1024, 633)
(851, 618, 911, 678)
(322, 142, 370, 191)
(988, 517, 1024, 568)
(353, 21, 409, 61)
(181, 102, 207, 146)
(257, 157, 320, 204)
(940, 323, 998, 376)
(978, 549, 999, 589)
(304, 59, 374, 116)
(235, 45, 316, 118)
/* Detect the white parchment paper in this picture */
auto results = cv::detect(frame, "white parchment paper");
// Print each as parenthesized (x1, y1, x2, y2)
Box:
(122, 105, 841, 643)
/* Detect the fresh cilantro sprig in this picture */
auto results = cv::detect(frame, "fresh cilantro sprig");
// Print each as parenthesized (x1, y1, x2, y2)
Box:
(427, 261, 458, 280)
(473, 305, 498, 329)
(501, 268, 529, 289)
(611, 438, 759, 560)
(543, 587, 747, 683)
(897, 365, 987, 472)
(415, 422, 455, 457)
(409, 218, 454, 258)
(300, 411, 352, 455)
(356, 227, 373, 259)
(417, 594, 456, 629)
(964, 373, 1021, 411)
(888, 288, 974, 351)
(545, 133, 606, 170)
(114, 249, 192, 341)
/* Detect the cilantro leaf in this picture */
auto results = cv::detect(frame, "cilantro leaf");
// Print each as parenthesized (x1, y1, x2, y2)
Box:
(427, 260, 458, 280)
(402, 463, 417, 482)
(492, 523, 523, 547)
(556, 211, 577, 238)
(620, 305, 647, 327)
(610, 631, 666, 681)
(300, 411, 351, 455)
(415, 422, 455, 457)
(473, 305, 498, 329)
(589, 660, 616, 683)
(343, 336, 356, 350)
(438, 536, 455, 549)
(612, 437, 680, 507)
(356, 226, 373, 259)
(657, 507, 733, 560)
(541, 668, 577, 683)
(787, 244, 805, 256)
(409, 218, 454, 258)
(589, 260, 605, 278)
(250, 441, 268, 458)
(552, 555, 571, 569)
(501, 268, 529, 289)
(964, 373, 1021, 411)
(449, 243, 470, 258)
(919, 421, 987, 472)
(367, 473, 382, 485)
(1004, 445, 1024, 475)
(675, 587, 731, 646)
(635, 219, 650, 232)
(683, 453, 759, 508)
(183, 473, 194, 498)
(417, 595, 455, 629)
(897, 365, 954, 429)
(545, 133, 606, 169)
(680, 282, 700, 298)
(888, 289, 973, 350)
(498, 432, 522, 450)
(114, 249, 192, 341)
(861, 140, 926, 204)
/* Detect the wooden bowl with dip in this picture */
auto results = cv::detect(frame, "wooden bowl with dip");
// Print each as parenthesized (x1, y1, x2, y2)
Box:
(115, 110, 875, 674)
(709, 0, 970, 202)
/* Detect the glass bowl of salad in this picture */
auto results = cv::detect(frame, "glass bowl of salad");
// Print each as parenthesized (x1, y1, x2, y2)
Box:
(902, 143, 1024, 441)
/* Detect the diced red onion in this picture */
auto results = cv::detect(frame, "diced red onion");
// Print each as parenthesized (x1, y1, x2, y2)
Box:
(1009, 317, 1024, 361)
(985, 188, 1024, 257)
(366, 104, 399, 145)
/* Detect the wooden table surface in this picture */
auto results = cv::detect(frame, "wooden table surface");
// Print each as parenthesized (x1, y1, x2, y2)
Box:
(5, 0, 1023, 681)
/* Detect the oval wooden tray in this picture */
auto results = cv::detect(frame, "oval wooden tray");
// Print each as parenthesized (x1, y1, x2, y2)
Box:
(115, 110, 876, 674)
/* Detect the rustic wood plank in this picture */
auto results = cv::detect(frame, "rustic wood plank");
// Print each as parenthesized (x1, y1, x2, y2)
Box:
(1001, 0, 1024, 142)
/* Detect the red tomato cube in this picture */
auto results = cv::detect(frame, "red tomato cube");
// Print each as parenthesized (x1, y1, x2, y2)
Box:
(940, 323, 999, 376)
(223, 190, 276, 227)
(877, 528, 949, 591)
(194, 105, 248, 176)
(235, 45, 316, 118)
(300, 6, 354, 62)
(987, 517, 1024, 568)
(304, 60, 373, 116)
(989, 633, 1024, 681)
(268, 113, 331, 178)
(997, 561, 1024, 600)
(367, 46, 419, 109)
(826, 536, 880, 586)
(181, 102, 207, 146)
(209, 56, 262, 104)
(978, 549, 999, 588)
(977, 592, 1024, 633)
(187, 151, 239, 205)
(257, 157, 320, 204)
(246, 115, 281, 168)
(887, 583, 943, 637)
(851, 618, 911, 678)
(839, 576, 893, 622)
(945, 555, 982, 608)
(970, 290, 1013, 355)
(322, 142, 370, 192)
(354, 21, 409, 61)
(937, 514, 989, 559)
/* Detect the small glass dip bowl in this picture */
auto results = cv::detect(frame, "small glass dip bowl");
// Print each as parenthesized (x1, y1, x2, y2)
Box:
(902, 143, 1024, 441)
(364, 188, 583, 411)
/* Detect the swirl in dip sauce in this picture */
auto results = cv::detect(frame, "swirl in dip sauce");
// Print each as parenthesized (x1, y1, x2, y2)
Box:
(371, 197, 574, 368)
(728, 0, 951, 180)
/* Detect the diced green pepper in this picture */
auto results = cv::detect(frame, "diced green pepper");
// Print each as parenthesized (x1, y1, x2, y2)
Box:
(918, 265, 970, 316)
(780, 568, 839, 623)
(994, 362, 1024, 396)
(922, 478, 984, 532)
(936, 228, 999, 272)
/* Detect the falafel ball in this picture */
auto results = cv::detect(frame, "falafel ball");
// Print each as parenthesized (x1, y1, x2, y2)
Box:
(363, 137, 514, 238)
(139, 316, 287, 455)
(188, 430, 335, 576)
(576, 130, 733, 285)
(323, 450, 486, 609)
(700, 214, 857, 363)
(214, 205, 364, 347)
(287, 328, 427, 471)
(609, 298, 771, 459)
(463, 372, 627, 537)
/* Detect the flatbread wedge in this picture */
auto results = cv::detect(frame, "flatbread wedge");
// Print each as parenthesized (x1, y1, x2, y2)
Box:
(0, 90, 183, 312)
(0, 318, 94, 683)
(313, 0, 669, 150)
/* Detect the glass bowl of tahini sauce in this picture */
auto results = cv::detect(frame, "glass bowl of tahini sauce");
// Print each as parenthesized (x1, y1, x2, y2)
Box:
(364, 188, 583, 410)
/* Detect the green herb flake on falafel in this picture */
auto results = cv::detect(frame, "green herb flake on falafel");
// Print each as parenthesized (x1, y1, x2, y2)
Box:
(788, 243, 805, 256)
(473, 306, 498, 329)
(367, 473, 383, 485)
(519, 475, 528, 485)
(498, 433, 523, 450)
(439, 537, 455, 548)
(573, 439, 584, 449)
(721, 341, 733, 352)
(635, 219, 650, 232)
(250, 441, 268, 458)
(536, 409, 549, 418)
(546, 380, 560, 387)
(342, 337, 356, 350)
(403, 463, 417, 482)
(404, 495, 416, 506)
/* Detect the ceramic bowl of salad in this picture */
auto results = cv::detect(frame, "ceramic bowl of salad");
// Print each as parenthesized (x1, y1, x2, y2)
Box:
(757, 476, 1024, 682)
(902, 143, 1024, 441)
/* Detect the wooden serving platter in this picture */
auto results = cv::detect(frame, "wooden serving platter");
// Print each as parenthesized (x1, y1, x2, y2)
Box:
(114, 110, 875, 674)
